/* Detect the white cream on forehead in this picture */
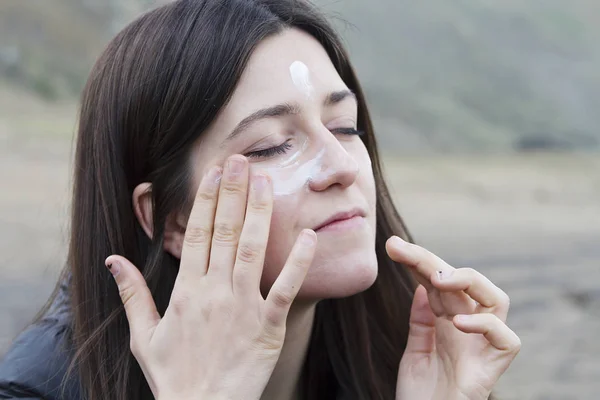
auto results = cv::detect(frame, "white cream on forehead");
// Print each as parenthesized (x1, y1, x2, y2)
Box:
(289, 61, 313, 98)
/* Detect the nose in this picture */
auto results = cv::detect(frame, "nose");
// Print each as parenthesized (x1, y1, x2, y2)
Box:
(308, 136, 359, 192)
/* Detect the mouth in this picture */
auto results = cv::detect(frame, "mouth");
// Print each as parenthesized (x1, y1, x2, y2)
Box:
(314, 208, 366, 233)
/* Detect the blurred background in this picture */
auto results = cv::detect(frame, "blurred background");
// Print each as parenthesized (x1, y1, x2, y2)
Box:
(0, 0, 598, 399)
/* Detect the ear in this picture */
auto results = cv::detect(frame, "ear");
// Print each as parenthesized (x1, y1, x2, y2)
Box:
(132, 183, 186, 259)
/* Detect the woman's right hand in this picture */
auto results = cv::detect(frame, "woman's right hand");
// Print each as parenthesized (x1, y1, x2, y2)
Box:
(105, 155, 317, 400)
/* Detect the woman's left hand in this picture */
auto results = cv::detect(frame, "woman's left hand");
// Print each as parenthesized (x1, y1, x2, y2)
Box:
(386, 236, 521, 400)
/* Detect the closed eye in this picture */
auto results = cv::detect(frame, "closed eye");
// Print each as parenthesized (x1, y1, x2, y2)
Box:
(244, 139, 293, 159)
(244, 128, 363, 159)
(331, 127, 364, 136)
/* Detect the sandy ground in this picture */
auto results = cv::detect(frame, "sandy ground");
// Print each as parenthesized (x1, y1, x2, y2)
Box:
(0, 121, 599, 399)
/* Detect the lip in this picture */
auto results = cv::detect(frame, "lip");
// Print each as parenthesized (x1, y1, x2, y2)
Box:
(314, 208, 366, 232)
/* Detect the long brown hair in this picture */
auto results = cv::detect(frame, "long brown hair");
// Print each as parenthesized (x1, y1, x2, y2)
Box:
(65, 0, 421, 398)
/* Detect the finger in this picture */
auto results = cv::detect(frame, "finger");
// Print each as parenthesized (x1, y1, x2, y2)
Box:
(404, 285, 436, 355)
(386, 236, 451, 291)
(428, 269, 477, 316)
(264, 229, 317, 328)
(438, 290, 477, 316)
(105, 255, 160, 355)
(233, 172, 273, 297)
(208, 155, 249, 280)
(177, 166, 222, 285)
(453, 313, 522, 354)
(432, 268, 511, 320)
(385, 236, 431, 290)
(386, 237, 477, 316)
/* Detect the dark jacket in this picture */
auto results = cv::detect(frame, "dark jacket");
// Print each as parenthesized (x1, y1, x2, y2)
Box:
(0, 282, 350, 400)
(0, 279, 81, 399)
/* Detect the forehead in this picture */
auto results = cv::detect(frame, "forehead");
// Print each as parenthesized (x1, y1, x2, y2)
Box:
(211, 28, 348, 133)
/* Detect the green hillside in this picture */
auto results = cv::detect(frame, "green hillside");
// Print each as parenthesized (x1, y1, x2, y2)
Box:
(1, 0, 599, 152)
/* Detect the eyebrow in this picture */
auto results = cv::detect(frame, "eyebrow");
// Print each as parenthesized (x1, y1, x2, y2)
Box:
(325, 89, 356, 107)
(223, 89, 357, 143)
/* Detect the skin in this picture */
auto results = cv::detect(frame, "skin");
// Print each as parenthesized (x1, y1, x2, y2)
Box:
(110, 28, 520, 400)
(188, 29, 379, 301)
(387, 237, 521, 399)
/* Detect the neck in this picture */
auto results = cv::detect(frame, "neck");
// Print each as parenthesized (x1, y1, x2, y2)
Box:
(260, 300, 317, 400)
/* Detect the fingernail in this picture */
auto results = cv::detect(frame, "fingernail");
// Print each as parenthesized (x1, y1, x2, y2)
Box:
(105, 257, 120, 277)
(437, 269, 453, 280)
(300, 230, 317, 247)
(227, 157, 245, 176)
(208, 166, 222, 184)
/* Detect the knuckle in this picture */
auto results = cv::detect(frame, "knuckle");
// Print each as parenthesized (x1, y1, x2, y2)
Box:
(263, 307, 282, 328)
(249, 197, 271, 212)
(170, 290, 192, 316)
(208, 291, 234, 315)
(511, 336, 522, 353)
(460, 267, 477, 285)
(254, 330, 284, 352)
(290, 245, 313, 270)
(195, 187, 217, 203)
(294, 254, 312, 271)
(498, 290, 511, 307)
(221, 180, 246, 196)
(118, 282, 137, 308)
(270, 289, 294, 309)
(184, 226, 212, 248)
(212, 222, 240, 244)
(487, 313, 500, 324)
(237, 242, 262, 264)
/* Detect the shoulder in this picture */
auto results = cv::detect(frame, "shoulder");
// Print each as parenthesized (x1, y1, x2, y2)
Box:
(0, 278, 81, 400)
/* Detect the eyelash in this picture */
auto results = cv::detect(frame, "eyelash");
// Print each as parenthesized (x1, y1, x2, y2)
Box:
(245, 128, 364, 159)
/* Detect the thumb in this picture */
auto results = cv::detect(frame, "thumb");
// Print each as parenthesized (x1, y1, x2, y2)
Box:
(105, 255, 161, 349)
(404, 285, 436, 355)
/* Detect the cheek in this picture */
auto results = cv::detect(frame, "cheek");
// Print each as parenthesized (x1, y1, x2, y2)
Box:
(354, 142, 377, 206)
(259, 193, 300, 295)
(365, 163, 377, 211)
(257, 140, 377, 297)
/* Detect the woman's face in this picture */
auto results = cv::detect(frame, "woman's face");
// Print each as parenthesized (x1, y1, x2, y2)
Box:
(191, 28, 377, 299)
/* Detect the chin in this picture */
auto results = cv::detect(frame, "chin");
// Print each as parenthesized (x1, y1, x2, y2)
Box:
(296, 249, 379, 300)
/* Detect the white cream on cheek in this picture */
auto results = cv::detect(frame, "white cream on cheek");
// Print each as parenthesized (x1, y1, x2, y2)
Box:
(262, 144, 359, 197)
(264, 148, 324, 196)
(259, 61, 358, 197)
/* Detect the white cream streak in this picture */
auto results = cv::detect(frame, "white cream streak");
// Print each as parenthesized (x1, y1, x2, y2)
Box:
(289, 61, 313, 98)
(264, 142, 360, 196)
(265, 149, 325, 196)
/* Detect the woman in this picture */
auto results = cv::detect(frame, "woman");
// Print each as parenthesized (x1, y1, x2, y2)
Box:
(0, 0, 520, 399)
